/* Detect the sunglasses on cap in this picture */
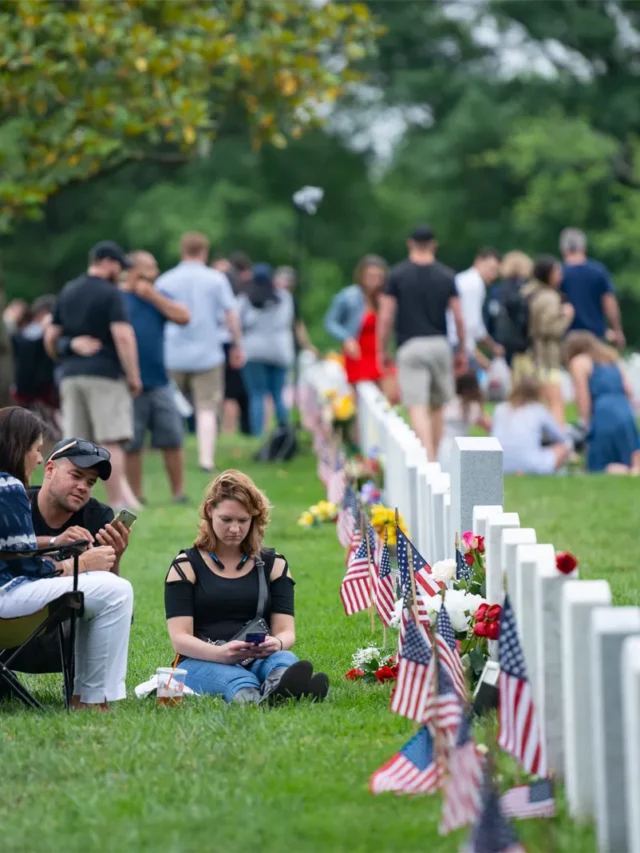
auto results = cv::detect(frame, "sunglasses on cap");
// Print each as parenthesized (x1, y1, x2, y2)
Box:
(49, 439, 110, 462)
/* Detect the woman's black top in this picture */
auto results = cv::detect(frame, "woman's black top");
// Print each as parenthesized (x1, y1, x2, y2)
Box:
(164, 546, 295, 643)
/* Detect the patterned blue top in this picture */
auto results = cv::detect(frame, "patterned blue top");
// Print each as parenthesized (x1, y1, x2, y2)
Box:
(0, 472, 57, 588)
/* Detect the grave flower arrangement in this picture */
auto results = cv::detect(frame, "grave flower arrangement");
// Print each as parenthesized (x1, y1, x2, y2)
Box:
(346, 450, 383, 489)
(370, 505, 407, 546)
(344, 645, 398, 684)
(456, 531, 487, 597)
(296, 500, 338, 527)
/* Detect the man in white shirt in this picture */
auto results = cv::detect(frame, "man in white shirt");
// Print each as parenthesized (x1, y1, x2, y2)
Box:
(158, 233, 243, 472)
(447, 247, 504, 370)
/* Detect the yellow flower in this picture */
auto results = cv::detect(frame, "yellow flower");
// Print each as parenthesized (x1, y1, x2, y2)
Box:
(370, 505, 408, 544)
(332, 393, 356, 422)
(325, 351, 345, 367)
(297, 511, 314, 527)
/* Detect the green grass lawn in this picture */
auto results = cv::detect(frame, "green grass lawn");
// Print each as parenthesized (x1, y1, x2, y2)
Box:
(1, 434, 636, 852)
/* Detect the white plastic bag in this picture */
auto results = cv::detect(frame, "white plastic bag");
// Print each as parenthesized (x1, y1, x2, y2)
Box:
(485, 357, 511, 402)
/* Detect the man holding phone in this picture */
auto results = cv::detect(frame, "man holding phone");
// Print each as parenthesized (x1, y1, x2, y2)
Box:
(29, 438, 132, 576)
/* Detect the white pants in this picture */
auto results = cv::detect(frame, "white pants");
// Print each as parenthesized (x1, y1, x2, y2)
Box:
(0, 572, 134, 704)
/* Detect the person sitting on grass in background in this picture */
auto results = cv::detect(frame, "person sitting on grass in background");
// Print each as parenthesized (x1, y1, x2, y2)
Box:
(565, 331, 640, 474)
(438, 372, 492, 472)
(29, 438, 130, 575)
(491, 377, 571, 475)
(165, 470, 329, 705)
(0, 407, 134, 710)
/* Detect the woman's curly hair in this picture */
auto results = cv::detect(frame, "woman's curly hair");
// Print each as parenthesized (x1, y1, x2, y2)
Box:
(194, 470, 271, 556)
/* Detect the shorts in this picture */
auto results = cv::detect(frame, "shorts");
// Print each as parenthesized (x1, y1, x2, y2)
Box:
(127, 385, 184, 453)
(396, 336, 454, 408)
(223, 343, 247, 403)
(169, 365, 224, 414)
(60, 376, 133, 444)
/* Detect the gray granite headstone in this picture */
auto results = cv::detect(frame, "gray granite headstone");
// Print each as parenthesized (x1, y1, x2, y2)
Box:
(562, 580, 612, 821)
(592, 606, 640, 853)
(502, 528, 537, 609)
(450, 437, 503, 545)
(534, 555, 578, 779)
(622, 636, 640, 853)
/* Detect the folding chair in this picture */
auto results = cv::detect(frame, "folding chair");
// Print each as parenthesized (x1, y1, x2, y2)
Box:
(0, 540, 89, 711)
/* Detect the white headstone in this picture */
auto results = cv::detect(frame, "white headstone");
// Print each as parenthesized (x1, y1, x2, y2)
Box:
(443, 493, 452, 560)
(423, 462, 442, 564)
(430, 472, 450, 564)
(415, 463, 429, 556)
(485, 514, 520, 606)
(472, 505, 504, 539)
(592, 606, 640, 853)
(622, 636, 640, 853)
(562, 580, 612, 821)
(450, 437, 503, 545)
(514, 544, 555, 682)
(502, 529, 537, 607)
(534, 555, 578, 778)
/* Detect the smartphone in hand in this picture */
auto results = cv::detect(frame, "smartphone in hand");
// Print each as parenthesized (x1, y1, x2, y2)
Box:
(245, 633, 266, 645)
(112, 509, 137, 530)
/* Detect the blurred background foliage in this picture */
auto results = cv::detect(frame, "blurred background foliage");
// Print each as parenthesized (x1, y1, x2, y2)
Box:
(2, 0, 640, 346)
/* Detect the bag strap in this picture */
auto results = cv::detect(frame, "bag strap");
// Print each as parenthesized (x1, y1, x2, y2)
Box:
(254, 554, 268, 619)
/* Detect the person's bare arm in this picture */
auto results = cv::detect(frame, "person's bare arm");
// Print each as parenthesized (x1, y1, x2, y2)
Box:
(110, 322, 141, 396)
(136, 283, 190, 325)
(448, 295, 468, 373)
(603, 292, 625, 349)
(225, 309, 245, 368)
(569, 354, 593, 424)
(295, 320, 318, 355)
(44, 323, 62, 360)
(377, 294, 396, 364)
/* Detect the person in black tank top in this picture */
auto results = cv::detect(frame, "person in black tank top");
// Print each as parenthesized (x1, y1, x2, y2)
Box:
(165, 470, 329, 704)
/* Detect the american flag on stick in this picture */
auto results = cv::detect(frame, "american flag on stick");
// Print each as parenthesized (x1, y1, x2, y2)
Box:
(439, 713, 484, 834)
(435, 603, 468, 703)
(501, 779, 555, 820)
(327, 450, 347, 506)
(337, 483, 358, 549)
(339, 524, 372, 616)
(396, 526, 442, 599)
(456, 542, 472, 582)
(461, 762, 526, 853)
(373, 533, 396, 627)
(390, 618, 433, 723)
(424, 622, 463, 744)
(370, 725, 441, 796)
(497, 596, 548, 778)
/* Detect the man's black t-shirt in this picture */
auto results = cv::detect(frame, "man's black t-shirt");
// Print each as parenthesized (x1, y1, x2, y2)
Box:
(53, 274, 129, 379)
(385, 260, 458, 347)
(28, 487, 114, 539)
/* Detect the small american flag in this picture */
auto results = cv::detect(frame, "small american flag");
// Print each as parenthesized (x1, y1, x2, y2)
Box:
(345, 518, 362, 567)
(396, 527, 442, 598)
(497, 596, 548, 778)
(390, 618, 432, 722)
(337, 484, 357, 548)
(370, 725, 441, 795)
(374, 536, 396, 627)
(327, 452, 347, 505)
(339, 529, 372, 616)
(424, 652, 463, 743)
(435, 605, 468, 703)
(461, 766, 525, 853)
(501, 779, 555, 820)
(440, 713, 484, 834)
(317, 446, 331, 486)
(456, 547, 472, 582)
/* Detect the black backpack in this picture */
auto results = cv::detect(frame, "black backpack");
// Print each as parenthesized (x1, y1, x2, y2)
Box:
(254, 424, 298, 463)
(493, 279, 531, 355)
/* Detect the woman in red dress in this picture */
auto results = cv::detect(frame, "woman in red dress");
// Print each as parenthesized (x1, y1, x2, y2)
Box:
(325, 255, 387, 387)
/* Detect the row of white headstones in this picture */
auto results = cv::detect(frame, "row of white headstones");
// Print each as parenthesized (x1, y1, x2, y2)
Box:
(352, 381, 640, 853)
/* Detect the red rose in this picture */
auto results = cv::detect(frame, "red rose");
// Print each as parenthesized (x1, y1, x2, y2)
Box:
(486, 604, 502, 622)
(345, 668, 364, 681)
(385, 655, 397, 666)
(374, 665, 397, 683)
(476, 535, 485, 554)
(556, 551, 578, 575)
(474, 603, 489, 622)
(486, 620, 500, 640)
(390, 664, 399, 678)
(464, 552, 475, 567)
(473, 621, 489, 637)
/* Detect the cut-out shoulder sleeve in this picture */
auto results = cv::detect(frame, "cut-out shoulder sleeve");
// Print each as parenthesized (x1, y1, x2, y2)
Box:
(165, 553, 195, 584)
(165, 553, 195, 620)
(270, 553, 294, 616)
(270, 553, 291, 580)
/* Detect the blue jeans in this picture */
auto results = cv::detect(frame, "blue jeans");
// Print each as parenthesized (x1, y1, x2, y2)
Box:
(180, 650, 299, 702)
(242, 362, 288, 436)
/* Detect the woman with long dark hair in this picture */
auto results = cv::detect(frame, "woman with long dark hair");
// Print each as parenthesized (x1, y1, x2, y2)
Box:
(0, 406, 134, 709)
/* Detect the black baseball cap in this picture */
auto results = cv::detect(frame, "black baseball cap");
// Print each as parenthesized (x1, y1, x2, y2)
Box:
(47, 439, 112, 481)
(89, 240, 132, 269)
(409, 224, 436, 243)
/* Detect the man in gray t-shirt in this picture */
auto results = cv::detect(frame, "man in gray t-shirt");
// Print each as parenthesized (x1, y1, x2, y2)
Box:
(157, 233, 243, 472)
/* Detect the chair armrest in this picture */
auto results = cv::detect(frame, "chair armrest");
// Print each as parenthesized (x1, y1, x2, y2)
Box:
(0, 539, 91, 561)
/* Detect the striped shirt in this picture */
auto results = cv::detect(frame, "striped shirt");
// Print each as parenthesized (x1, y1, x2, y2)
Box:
(0, 472, 57, 587)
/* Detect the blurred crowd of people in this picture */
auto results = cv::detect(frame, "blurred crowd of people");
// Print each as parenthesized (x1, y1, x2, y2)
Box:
(324, 224, 638, 476)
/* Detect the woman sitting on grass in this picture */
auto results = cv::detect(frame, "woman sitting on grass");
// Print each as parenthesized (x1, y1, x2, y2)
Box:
(491, 377, 571, 475)
(0, 407, 133, 710)
(565, 331, 640, 474)
(165, 470, 329, 704)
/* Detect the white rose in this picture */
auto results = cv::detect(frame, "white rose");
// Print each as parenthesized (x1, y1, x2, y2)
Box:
(351, 646, 381, 669)
(464, 593, 487, 615)
(431, 559, 456, 583)
(445, 603, 470, 633)
(389, 599, 403, 629)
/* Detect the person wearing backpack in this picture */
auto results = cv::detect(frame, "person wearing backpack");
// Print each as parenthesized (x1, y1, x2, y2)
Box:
(484, 251, 534, 366)
(519, 255, 574, 425)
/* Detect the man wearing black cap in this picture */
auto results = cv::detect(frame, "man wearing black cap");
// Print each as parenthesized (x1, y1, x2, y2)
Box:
(45, 241, 142, 510)
(378, 224, 467, 460)
(28, 438, 130, 575)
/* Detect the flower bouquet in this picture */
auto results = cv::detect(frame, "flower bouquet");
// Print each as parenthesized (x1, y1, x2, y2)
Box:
(345, 646, 398, 684)
(370, 505, 407, 546)
(296, 500, 338, 527)
(346, 451, 383, 489)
